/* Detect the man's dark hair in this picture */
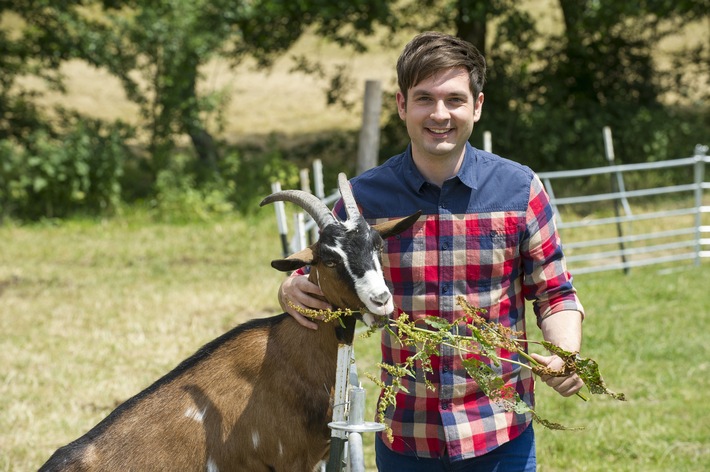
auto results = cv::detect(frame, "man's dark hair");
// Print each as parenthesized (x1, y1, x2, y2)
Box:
(397, 31, 486, 102)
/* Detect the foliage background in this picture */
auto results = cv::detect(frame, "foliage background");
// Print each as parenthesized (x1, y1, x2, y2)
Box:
(1, 0, 708, 221)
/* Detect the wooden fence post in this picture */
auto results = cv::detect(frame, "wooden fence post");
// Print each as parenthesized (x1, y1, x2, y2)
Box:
(356, 80, 382, 175)
(483, 131, 492, 153)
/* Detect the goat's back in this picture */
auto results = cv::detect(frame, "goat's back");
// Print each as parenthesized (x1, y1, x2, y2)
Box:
(39, 313, 338, 472)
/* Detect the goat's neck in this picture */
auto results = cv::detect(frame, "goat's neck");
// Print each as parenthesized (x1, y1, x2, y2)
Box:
(307, 268, 357, 345)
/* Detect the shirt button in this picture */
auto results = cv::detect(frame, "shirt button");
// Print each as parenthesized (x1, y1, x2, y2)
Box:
(441, 403, 448, 410)
(441, 242, 448, 250)
(442, 365, 449, 373)
(442, 286, 448, 293)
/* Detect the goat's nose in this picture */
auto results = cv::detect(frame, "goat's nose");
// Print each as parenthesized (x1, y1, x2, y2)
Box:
(370, 291, 392, 308)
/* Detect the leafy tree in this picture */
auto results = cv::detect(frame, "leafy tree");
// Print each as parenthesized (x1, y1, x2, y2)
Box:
(381, 0, 707, 170)
(3, 0, 394, 181)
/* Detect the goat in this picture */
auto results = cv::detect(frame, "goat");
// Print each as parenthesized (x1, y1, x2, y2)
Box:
(39, 173, 420, 472)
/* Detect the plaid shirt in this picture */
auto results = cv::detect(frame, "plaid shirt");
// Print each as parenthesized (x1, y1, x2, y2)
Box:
(334, 143, 584, 461)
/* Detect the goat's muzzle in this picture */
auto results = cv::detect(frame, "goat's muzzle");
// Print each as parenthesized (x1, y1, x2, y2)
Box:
(361, 312, 389, 329)
(361, 290, 394, 328)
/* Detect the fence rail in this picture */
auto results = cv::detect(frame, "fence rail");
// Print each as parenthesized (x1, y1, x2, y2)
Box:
(539, 144, 709, 274)
(270, 142, 709, 276)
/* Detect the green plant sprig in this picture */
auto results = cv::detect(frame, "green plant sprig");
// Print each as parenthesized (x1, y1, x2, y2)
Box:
(287, 300, 359, 328)
(289, 297, 625, 441)
(368, 297, 625, 439)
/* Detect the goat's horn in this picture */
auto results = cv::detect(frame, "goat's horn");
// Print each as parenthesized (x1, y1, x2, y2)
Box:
(260, 190, 336, 229)
(338, 173, 360, 221)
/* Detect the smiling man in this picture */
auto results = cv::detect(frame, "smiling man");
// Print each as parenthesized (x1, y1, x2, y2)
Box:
(397, 66, 483, 187)
(279, 31, 585, 471)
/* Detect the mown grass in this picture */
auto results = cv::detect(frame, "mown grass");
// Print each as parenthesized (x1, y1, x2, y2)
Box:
(0, 211, 284, 470)
(1, 212, 709, 471)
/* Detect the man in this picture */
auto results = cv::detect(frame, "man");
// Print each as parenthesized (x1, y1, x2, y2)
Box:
(278, 31, 585, 471)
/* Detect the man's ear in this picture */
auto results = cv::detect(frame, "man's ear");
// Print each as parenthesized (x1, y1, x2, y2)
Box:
(271, 246, 314, 272)
(396, 90, 407, 120)
(373, 211, 422, 239)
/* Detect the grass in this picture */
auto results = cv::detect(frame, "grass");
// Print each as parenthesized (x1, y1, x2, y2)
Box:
(529, 265, 710, 471)
(0, 211, 285, 470)
(1, 211, 708, 471)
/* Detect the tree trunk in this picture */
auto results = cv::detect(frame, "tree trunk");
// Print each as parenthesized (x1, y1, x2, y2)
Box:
(188, 125, 219, 172)
(455, 0, 488, 55)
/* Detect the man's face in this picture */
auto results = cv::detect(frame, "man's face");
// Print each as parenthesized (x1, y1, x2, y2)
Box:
(396, 67, 483, 163)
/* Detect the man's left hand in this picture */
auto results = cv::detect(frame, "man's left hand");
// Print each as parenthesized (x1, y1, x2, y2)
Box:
(530, 353, 584, 397)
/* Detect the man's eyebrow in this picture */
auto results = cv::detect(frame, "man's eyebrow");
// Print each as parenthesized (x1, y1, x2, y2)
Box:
(410, 89, 431, 98)
(410, 89, 469, 99)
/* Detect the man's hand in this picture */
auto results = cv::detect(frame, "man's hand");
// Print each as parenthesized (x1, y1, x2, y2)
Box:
(279, 274, 332, 330)
(535, 309, 584, 397)
(530, 353, 584, 397)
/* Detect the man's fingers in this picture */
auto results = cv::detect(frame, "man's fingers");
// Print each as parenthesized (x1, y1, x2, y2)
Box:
(531, 352, 584, 396)
(280, 275, 332, 330)
(287, 309, 320, 330)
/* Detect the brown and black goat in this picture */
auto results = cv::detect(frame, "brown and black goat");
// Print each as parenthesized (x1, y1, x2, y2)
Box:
(39, 173, 420, 472)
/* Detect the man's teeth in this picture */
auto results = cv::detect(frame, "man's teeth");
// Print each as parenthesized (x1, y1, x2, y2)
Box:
(430, 128, 450, 133)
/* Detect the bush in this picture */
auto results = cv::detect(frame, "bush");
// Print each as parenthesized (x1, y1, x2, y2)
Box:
(148, 139, 301, 222)
(150, 153, 235, 223)
(219, 139, 301, 214)
(0, 117, 132, 220)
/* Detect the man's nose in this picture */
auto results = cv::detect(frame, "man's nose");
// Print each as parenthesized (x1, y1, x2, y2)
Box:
(431, 100, 450, 120)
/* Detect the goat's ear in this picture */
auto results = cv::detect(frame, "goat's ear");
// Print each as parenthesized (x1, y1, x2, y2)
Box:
(271, 246, 315, 272)
(373, 211, 422, 239)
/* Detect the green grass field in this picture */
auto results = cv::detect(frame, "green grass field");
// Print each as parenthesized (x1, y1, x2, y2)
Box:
(1, 212, 709, 471)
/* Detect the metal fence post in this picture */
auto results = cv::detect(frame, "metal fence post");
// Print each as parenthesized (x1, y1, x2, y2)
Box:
(270, 181, 290, 258)
(326, 344, 354, 471)
(603, 126, 631, 274)
(693, 144, 708, 266)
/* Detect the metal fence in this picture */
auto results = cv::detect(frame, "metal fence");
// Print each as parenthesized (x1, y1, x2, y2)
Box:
(271, 144, 709, 276)
(539, 144, 709, 274)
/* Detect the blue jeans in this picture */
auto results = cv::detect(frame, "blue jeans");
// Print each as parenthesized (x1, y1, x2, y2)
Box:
(375, 423, 536, 472)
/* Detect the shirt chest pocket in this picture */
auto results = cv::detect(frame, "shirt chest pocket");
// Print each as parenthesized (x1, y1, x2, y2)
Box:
(461, 228, 521, 288)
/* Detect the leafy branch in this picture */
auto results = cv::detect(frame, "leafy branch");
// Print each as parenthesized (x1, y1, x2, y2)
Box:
(291, 296, 625, 441)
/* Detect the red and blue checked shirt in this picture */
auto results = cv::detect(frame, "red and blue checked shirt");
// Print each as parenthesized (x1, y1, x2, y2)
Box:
(333, 143, 584, 461)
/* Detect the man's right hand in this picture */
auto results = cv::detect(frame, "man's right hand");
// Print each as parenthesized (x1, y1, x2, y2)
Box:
(279, 274, 332, 330)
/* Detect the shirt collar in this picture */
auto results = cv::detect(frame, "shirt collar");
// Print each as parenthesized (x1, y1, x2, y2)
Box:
(403, 142, 479, 192)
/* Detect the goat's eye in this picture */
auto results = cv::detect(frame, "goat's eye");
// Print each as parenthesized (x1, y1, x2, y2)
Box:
(374, 239, 384, 252)
(324, 261, 337, 268)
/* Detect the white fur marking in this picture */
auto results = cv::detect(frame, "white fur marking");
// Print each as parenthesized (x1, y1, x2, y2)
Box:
(355, 269, 394, 316)
(184, 406, 207, 422)
(279, 440, 284, 456)
(252, 430, 260, 449)
(207, 457, 219, 472)
(326, 240, 393, 316)
(343, 219, 359, 231)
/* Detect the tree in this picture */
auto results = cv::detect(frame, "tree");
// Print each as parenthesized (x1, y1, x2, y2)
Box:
(381, 0, 708, 170)
(4, 0, 394, 180)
